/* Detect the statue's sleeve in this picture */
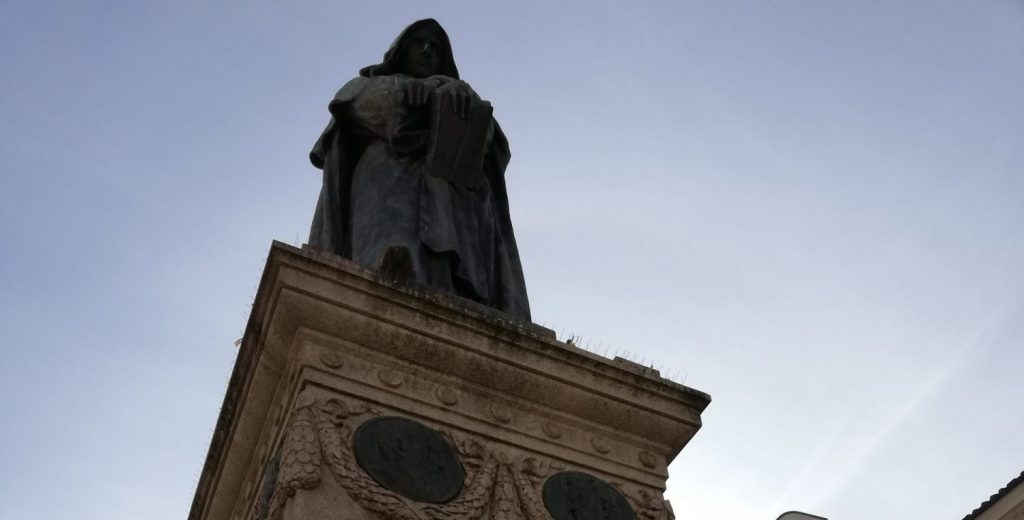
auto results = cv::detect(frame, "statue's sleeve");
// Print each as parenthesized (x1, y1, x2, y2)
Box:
(328, 76, 409, 140)
(311, 76, 408, 169)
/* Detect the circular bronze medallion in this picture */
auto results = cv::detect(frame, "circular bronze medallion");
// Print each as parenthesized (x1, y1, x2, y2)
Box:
(543, 471, 636, 520)
(354, 416, 465, 503)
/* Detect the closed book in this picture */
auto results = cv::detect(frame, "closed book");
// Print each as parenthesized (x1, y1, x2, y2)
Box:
(425, 92, 493, 190)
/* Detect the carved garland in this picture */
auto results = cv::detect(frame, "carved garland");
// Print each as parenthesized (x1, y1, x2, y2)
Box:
(253, 392, 674, 520)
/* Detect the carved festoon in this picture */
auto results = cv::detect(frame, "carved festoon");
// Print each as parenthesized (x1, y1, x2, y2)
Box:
(253, 392, 673, 520)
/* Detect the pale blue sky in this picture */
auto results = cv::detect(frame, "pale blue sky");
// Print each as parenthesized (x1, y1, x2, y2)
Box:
(1, 1, 1022, 519)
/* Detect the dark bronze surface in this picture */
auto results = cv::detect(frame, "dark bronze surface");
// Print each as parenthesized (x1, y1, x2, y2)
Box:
(354, 416, 465, 503)
(543, 471, 637, 520)
(307, 19, 531, 321)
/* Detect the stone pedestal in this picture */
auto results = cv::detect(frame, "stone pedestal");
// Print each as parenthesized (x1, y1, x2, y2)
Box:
(189, 242, 711, 520)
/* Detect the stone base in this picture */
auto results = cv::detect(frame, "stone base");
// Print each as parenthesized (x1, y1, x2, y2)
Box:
(189, 242, 710, 520)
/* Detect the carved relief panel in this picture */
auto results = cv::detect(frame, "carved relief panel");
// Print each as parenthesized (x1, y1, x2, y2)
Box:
(250, 390, 674, 520)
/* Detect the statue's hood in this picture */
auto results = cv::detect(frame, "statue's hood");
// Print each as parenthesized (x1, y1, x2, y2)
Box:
(359, 18, 460, 79)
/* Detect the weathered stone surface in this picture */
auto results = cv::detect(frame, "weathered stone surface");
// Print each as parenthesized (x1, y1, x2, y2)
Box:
(189, 241, 710, 520)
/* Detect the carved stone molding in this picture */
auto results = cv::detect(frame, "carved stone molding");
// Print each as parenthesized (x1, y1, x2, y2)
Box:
(377, 369, 404, 388)
(540, 421, 562, 439)
(253, 392, 676, 520)
(638, 451, 658, 469)
(191, 243, 707, 520)
(489, 404, 513, 425)
(591, 436, 611, 454)
(319, 352, 344, 369)
(434, 386, 459, 406)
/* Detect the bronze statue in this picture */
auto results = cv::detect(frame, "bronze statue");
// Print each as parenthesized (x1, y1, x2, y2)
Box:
(308, 19, 531, 321)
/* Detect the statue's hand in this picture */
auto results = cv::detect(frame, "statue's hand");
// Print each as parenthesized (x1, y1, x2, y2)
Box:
(402, 79, 433, 107)
(436, 80, 476, 119)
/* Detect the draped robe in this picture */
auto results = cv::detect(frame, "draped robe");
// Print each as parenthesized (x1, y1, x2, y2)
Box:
(307, 73, 531, 321)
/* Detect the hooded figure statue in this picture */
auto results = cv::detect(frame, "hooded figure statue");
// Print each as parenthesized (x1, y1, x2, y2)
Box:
(308, 19, 531, 321)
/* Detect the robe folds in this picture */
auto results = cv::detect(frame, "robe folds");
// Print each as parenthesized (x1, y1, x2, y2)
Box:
(307, 74, 531, 321)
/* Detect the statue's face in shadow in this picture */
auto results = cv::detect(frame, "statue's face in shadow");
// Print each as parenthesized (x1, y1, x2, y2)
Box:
(398, 26, 444, 78)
